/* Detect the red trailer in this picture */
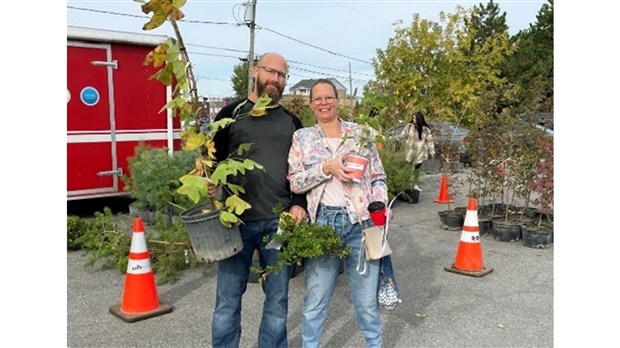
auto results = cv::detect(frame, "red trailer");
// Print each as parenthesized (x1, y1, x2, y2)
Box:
(67, 26, 181, 200)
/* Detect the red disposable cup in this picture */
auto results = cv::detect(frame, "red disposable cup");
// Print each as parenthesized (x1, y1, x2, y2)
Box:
(367, 201, 386, 227)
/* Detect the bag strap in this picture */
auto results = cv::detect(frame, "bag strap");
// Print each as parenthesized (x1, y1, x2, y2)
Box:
(352, 193, 398, 254)
(383, 193, 400, 245)
(348, 187, 371, 275)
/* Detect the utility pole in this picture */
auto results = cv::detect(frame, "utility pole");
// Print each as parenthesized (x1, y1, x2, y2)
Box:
(245, 0, 257, 96)
(348, 61, 353, 99)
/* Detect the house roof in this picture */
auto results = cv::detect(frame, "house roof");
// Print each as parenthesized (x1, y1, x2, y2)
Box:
(289, 78, 347, 92)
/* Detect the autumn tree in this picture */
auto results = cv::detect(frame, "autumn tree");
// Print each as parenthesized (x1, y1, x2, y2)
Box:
(367, 5, 514, 131)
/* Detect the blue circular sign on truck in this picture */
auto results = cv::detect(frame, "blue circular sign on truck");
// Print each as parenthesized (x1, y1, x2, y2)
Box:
(80, 86, 100, 106)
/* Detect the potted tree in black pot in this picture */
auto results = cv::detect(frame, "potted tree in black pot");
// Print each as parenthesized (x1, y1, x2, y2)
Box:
(521, 134, 553, 248)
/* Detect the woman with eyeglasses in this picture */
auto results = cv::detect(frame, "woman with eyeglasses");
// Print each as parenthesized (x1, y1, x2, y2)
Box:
(287, 78, 388, 348)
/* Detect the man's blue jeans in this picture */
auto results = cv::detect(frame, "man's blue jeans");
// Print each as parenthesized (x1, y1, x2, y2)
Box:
(302, 205, 381, 348)
(211, 219, 291, 348)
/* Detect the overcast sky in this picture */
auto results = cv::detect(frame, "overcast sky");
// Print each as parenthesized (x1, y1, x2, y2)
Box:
(67, 0, 547, 99)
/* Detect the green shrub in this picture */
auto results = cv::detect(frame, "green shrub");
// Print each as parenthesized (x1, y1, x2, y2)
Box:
(67, 215, 87, 250)
(75, 208, 131, 273)
(251, 205, 350, 284)
(378, 141, 419, 200)
(123, 143, 206, 214)
(71, 207, 194, 285)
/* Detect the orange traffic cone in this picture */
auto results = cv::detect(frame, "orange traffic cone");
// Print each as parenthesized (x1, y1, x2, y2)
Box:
(444, 197, 493, 277)
(434, 174, 454, 204)
(109, 217, 173, 322)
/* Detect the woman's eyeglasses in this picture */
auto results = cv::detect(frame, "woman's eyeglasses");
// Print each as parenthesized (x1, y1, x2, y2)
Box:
(311, 96, 337, 105)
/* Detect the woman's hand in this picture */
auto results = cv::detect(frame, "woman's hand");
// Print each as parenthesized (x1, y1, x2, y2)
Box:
(323, 154, 354, 182)
(289, 205, 307, 223)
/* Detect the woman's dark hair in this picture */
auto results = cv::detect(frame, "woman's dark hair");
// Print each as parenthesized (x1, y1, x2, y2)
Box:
(309, 78, 339, 100)
(412, 111, 430, 140)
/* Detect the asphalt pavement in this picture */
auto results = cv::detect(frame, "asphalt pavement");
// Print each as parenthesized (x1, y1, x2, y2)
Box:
(67, 170, 553, 347)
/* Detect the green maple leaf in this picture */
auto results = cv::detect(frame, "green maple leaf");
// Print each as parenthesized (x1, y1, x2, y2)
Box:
(176, 175, 207, 203)
(211, 165, 234, 185)
(226, 184, 246, 196)
(225, 195, 252, 216)
(236, 143, 252, 156)
(219, 210, 240, 228)
(249, 93, 272, 117)
(208, 118, 236, 138)
(243, 158, 264, 172)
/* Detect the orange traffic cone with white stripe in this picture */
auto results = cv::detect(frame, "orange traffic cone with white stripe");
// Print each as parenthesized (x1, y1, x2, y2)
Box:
(444, 197, 493, 277)
(434, 174, 454, 204)
(109, 217, 173, 322)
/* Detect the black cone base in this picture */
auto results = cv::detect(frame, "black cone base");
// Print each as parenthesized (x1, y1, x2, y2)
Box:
(109, 303, 173, 323)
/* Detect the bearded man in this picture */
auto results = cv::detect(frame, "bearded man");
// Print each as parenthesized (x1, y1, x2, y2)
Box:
(209, 52, 307, 348)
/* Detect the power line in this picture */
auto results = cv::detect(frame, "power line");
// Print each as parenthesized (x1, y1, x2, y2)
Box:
(67, 6, 241, 26)
(257, 24, 372, 65)
(330, 1, 393, 25)
(186, 50, 371, 82)
(288, 59, 374, 77)
(289, 65, 369, 84)
(195, 76, 230, 82)
(187, 43, 248, 54)
(68, 6, 372, 72)
(187, 51, 240, 59)
(67, 5, 374, 91)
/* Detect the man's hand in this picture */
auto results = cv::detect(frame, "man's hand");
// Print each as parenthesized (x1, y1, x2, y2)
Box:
(207, 183, 219, 198)
(289, 205, 307, 223)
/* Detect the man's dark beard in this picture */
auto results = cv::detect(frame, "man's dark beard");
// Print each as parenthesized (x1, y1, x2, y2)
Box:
(256, 79, 284, 105)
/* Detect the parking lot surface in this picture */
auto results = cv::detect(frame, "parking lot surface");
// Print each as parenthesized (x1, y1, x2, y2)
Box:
(67, 171, 553, 347)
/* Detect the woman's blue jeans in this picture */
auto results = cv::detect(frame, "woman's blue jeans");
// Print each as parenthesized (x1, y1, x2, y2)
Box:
(211, 219, 291, 348)
(302, 205, 381, 348)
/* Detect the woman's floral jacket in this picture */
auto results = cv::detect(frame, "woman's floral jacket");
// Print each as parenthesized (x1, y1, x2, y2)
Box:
(287, 120, 388, 223)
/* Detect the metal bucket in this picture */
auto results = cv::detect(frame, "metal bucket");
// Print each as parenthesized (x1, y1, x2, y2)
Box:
(179, 205, 243, 263)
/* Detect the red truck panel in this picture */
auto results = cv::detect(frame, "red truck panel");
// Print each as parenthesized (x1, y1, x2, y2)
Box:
(112, 44, 172, 130)
(67, 29, 180, 200)
(67, 44, 114, 195)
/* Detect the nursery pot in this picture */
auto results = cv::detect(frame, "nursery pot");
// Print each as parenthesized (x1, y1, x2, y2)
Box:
(344, 154, 369, 183)
(409, 189, 420, 204)
(479, 218, 492, 236)
(179, 205, 243, 263)
(397, 189, 419, 204)
(492, 221, 521, 242)
(438, 210, 464, 230)
(521, 225, 553, 249)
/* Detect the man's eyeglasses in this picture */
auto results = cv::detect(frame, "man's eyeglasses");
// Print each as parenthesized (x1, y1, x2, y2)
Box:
(311, 96, 337, 105)
(257, 65, 289, 80)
